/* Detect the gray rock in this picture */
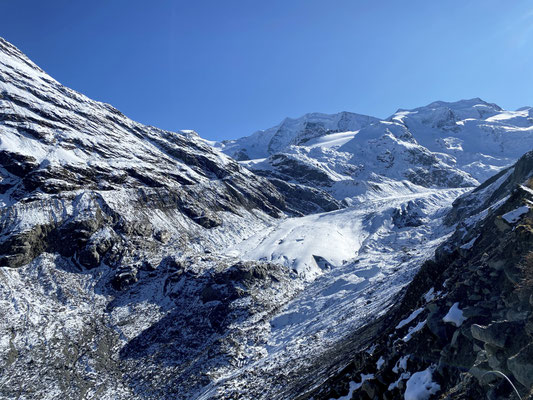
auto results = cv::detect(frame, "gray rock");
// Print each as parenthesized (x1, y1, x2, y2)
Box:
(471, 321, 523, 348)
(154, 230, 171, 244)
(508, 343, 533, 389)
(77, 246, 100, 269)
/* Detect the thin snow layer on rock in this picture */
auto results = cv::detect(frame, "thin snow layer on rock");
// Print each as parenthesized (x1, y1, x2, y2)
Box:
(502, 205, 530, 224)
(442, 302, 466, 327)
(393, 355, 410, 374)
(520, 184, 533, 196)
(460, 234, 479, 250)
(402, 320, 426, 342)
(403, 366, 440, 400)
(388, 372, 411, 391)
(0, 254, 136, 399)
(423, 288, 435, 302)
(396, 308, 424, 329)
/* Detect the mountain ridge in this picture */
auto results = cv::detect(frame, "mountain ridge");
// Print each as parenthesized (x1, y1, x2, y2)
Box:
(217, 96, 533, 207)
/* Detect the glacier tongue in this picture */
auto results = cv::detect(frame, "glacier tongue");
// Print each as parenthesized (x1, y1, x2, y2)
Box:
(196, 188, 467, 399)
(229, 189, 467, 280)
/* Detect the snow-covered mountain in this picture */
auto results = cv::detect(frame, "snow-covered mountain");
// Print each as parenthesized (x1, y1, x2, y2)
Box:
(0, 37, 295, 399)
(218, 111, 379, 160)
(389, 98, 533, 181)
(219, 98, 533, 204)
(2, 35, 533, 400)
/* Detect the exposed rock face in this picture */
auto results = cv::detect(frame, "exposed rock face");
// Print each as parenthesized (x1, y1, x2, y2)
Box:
(446, 151, 533, 225)
(268, 178, 343, 215)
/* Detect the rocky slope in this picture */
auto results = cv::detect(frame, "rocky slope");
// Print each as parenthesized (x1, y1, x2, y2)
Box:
(0, 37, 301, 399)
(0, 36, 292, 268)
(306, 151, 533, 400)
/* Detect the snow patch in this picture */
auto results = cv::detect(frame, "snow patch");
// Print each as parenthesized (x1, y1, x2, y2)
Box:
(396, 308, 424, 329)
(329, 374, 374, 400)
(502, 205, 529, 224)
(393, 355, 410, 374)
(402, 320, 426, 342)
(423, 288, 435, 303)
(388, 372, 411, 391)
(460, 235, 479, 250)
(442, 302, 466, 327)
(404, 366, 440, 400)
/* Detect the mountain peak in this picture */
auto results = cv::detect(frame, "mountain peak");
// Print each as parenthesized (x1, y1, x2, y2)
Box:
(394, 98, 501, 115)
(426, 97, 501, 110)
(218, 110, 379, 160)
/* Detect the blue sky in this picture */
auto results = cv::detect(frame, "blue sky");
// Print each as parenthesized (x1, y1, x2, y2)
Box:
(2, 0, 533, 140)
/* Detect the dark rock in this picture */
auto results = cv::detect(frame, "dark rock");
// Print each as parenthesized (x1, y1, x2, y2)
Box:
(471, 321, 523, 349)
(508, 343, 533, 389)
(111, 267, 138, 291)
(77, 246, 100, 269)
(268, 178, 342, 215)
(154, 230, 171, 243)
(361, 379, 377, 398)
(392, 200, 426, 228)
(0, 150, 38, 177)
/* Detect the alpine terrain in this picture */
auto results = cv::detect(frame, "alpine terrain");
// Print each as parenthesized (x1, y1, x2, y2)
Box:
(1, 37, 533, 400)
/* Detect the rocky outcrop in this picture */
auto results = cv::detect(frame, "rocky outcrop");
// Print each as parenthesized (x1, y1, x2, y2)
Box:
(268, 178, 342, 215)
(446, 151, 533, 225)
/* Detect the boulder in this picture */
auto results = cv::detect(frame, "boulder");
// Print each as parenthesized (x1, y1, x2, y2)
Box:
(508, 343, 533, 389)
(471, 321, 523, 348)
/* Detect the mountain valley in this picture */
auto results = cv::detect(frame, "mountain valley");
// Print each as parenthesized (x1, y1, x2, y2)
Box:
(1, 37, 533, 400)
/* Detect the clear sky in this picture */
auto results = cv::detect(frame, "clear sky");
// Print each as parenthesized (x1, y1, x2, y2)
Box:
(2, 0, 533, 141)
